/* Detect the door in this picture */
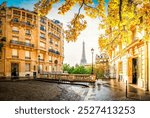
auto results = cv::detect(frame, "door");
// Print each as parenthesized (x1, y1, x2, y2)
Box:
(132, 58, 138, 84)
(11, 63, 19, 77)
(128, 58, 132, 83)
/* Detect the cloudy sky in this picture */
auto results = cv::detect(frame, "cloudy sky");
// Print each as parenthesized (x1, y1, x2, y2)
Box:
(0, 0, 108, 66)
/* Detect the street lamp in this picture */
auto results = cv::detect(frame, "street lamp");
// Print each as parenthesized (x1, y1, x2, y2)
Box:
(91, 48, 94, 74)
(38, 55, 40, 74)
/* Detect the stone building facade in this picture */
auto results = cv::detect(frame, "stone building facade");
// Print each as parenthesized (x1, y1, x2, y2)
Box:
(0, 3, 64, 77)
(109, 26, 150, 91)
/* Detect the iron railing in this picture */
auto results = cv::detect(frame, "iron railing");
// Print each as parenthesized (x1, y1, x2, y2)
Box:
(10, 40, 34, 48)
(49, 32, 60, 40)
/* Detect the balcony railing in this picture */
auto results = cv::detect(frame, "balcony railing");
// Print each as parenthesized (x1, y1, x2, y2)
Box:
(55, 51, 60, 55)
(11, 19, 19, 23)
(40, 27, 46, 32)
(10, 40, 34, 48)
(50, 41, 53, 44)
(39, 59, 44, 61)
(40, 20, 46, 24)
(25, 57, 31, 59)
(12, 30, 19, 33)
(40, 36, 46, 40)
(25, 33, 31, 36)
(49, 60, 52, 62)
(49, 32, 60, 40)
(48, 49, 60, 55)
(12, 55, 19, 59)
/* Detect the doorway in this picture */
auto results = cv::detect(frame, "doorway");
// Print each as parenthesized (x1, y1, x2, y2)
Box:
(132, 58, 138, 84)
(11, 63, 19, 77)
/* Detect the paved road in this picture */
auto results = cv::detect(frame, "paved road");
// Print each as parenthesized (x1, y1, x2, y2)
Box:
(0, 79, 150, 101)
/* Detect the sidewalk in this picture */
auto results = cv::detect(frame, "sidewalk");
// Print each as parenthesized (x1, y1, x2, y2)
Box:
(98, 79, 150, 101)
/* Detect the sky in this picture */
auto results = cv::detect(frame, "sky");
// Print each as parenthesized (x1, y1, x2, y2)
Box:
(0, 0, 108, 66)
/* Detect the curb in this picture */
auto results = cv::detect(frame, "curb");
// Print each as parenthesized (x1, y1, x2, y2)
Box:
(36, 79, 90, 88)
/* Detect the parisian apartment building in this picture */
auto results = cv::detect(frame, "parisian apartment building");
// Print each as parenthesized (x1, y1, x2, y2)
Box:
(0, 2, 64, 77)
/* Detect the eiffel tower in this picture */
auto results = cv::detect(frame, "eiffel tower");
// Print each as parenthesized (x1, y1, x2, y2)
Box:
(80, 41, 87, 65)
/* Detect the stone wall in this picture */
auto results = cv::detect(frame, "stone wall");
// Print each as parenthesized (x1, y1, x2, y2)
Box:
(40, 74, 96, 82)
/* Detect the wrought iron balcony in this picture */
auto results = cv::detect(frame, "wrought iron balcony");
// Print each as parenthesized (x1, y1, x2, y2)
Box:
(40, 36, 46, 40)
(39, 59, 44, 61)
(11, 18, 19, 23)
(49, 60, 52, 62)
(48, 49, 60, 55)
(12, 30, 19, 33)
(40, 20, 46, 24)
(12, 55, 19, 59)
(49, 32, 60, 40)
(48, 49, 55, 53)
(55, 51, 60, 55)
(10, 40, 34, 48)
(25, 33, 31, 36)
(40, 27, 46, 32)
(21, 21, 35, 28)
(50, 41, 53, 44)
(25, 57, 31, 59)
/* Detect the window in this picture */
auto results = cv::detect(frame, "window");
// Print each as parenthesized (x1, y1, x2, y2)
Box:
(57, 28, 61, 33)
(25, 40, 32, 47)
(12, 49, 18, 58)
(25, 51, 30, 59)
(26, 29, 31, 35)
(49, 65, 52, 72)
(49, 56, 52, 62)
(25, 40, 30, 44)
(13, 18, 19, 22)
(39, 65, 42, 71)
(55, 42, 58, 47)
(39, 53, 44, 60)
(0, 30, 2, 34)
(34, 65, 36, 71)
(40, 25, 46, 31)
(26, 21, 30, 25)
(12, 49, 18, 56)
(50, 38, 53, 44)
(25, 63, 30, 72)
(40, 18, 46, 24)
(40, 33, 45, 39)
(0, 53, 2, 59)
(12, 27, 19, 32)
(40, 42, 46, 48)
(51, 24, 54, 28)
(12, 36, 18, 41)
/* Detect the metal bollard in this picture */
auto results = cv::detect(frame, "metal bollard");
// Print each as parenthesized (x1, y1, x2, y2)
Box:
(126, 80, 127, 98)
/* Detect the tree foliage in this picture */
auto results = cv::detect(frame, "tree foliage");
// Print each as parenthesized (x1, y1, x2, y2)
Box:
(34, 0, 150, 51)
(63, 64, 91, 74)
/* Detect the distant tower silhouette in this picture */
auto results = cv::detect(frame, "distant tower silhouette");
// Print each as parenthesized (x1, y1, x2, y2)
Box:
(80, 41, 87, 65)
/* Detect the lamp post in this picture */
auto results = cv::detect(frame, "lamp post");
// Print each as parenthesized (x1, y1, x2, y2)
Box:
(91, 48, 94, 74)
(38, 55, 40, 74)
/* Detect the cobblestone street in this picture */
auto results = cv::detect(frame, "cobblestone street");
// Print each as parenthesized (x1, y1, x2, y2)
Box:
(0, 79, 150, 101)
(0, 80, 88, 101)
